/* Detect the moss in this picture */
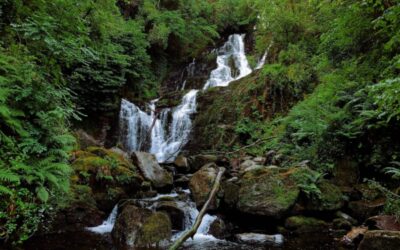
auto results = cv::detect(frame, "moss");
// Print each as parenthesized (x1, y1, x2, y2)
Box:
(285, 216, 327, 232)
(307, 180, 344, 211)
(137, 212, 171, 246)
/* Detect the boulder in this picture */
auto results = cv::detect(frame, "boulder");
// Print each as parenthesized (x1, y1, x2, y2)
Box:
(131, 152, 173, 189)
(175, 175, 190, 189)
(74, 129, 101, 149)
(237, 167, 301, 218)
(358, 230, 400, 250)
(187, 155, 218, 172)
(154, 201, 185, 230)
(341, 226, 368, 246)
(189, 163, 219, 209)
(222, 181, 240, 208)
(209, 217, 231, 239)
(366, 215, 400, 231)
(239, 160, 256, 172)
(306, 180, 344, 211)
(112, 205, 171, 249)
(253, 157, 266, 164)
(349, 199, 385, 222)
(236, 233, 284, 246)
(174, 155, 189, 172)
(285, 216, 328, 233)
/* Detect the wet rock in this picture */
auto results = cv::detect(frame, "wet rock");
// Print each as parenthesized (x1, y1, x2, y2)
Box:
(222, 181, 240, 208)
(175, 175, 190, 189)
(336, 211, 358, 225)
(306, 180, 344, 212)
(285, 216, 328, 233)
(236, 233, 284, 246)
(237, 167, 301, 218)
(112, 205, 171, 249)
(131, 152, 173, 189)
(349, 198, 385, 222)
(366, 215, 400, 231)
(209, 217, 231, 239)
(187, 154, 218, 172)
(189, 163, 219, 209)
(333, 218, 353, 230)
(358, 230, 400, 250)
(174, 155, 189, 172)
(155, 201, 185, 230)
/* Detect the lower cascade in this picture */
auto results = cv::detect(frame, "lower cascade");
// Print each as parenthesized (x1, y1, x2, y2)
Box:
(119, 34, 252, 163)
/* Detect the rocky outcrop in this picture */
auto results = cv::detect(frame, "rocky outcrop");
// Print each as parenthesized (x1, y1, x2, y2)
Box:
(189, 163, 219, 209)
(112, 204, 171, 249)
(358, 230, 400, 250)
(237, 167, 301, 218)
(131, 152, 173, 189)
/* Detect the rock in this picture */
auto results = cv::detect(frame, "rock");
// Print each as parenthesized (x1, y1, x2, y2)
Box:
(264, 150, 276, 165)
(74, 129, 101, 149)
(131, 152, 173, 189)
(349, 198, 385, 222)
(174, 155, 189, 172)
(358, 230, 400, 250)
(175, 175, 190, 189)
(239, 160, 256, 171)
(253, 157, 266, 164)
(187, 155, 218, 172)
(242, 164, 268, 173)
(237, 167, 301, 218)
(236, 233, 284, 246)
(366, 215, 400, 231)
(209, 217, 231, 239)
(155, 201, 185, 230)
(333, 218, 353, 230)
(189, 163, 219, 209)
(285, 216, 328, 233)
(306, 180, 344, 211)
(222, 181, 239, 208)
(112, 205, 171, 249)
(336, 211, 358, 225)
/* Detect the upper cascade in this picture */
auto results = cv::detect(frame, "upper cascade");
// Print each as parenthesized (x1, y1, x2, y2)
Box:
(119, 34, 253, 163)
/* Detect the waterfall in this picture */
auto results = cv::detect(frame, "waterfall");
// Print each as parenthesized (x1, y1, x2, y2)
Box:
(255, 42, 273, 70)
(86, 205, 118, 234)
(120, 34, 252, 163)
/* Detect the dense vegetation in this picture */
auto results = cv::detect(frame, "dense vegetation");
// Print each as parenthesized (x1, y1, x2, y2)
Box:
(0, 0, 399, 246)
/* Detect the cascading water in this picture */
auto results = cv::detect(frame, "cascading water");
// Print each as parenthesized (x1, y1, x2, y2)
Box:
(119, 34, 252, 163)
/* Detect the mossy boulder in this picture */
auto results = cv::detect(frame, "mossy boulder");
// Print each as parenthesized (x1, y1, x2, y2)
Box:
(70, 146, 143, 211)
(237, 167, 301, 218)
(285, 216, 328, 233)
(306, 180, 344, 212)
(112, 205, 171, 249)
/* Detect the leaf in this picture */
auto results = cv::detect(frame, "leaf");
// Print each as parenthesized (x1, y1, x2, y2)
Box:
(36, 186, 49, 202)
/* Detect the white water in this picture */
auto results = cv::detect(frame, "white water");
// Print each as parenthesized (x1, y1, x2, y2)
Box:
(86, 205, 118, 234)
(120, 34, 252, 163)
(255, 42, 273, 70)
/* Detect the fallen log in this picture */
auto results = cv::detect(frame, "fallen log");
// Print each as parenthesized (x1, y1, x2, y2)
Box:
(168, 167, 226, 250)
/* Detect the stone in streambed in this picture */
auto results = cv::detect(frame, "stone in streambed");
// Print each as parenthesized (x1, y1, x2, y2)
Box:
(189, 163, 219, 209)
(187, 154, 218, 172)
(131, 152, 173, 189)
(112, 205, 171, 249)
(237, 167, 301, 218)
(306, 180, 344, 212)
(154, 201, 185, 231)
(236, 233, 284, 246)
